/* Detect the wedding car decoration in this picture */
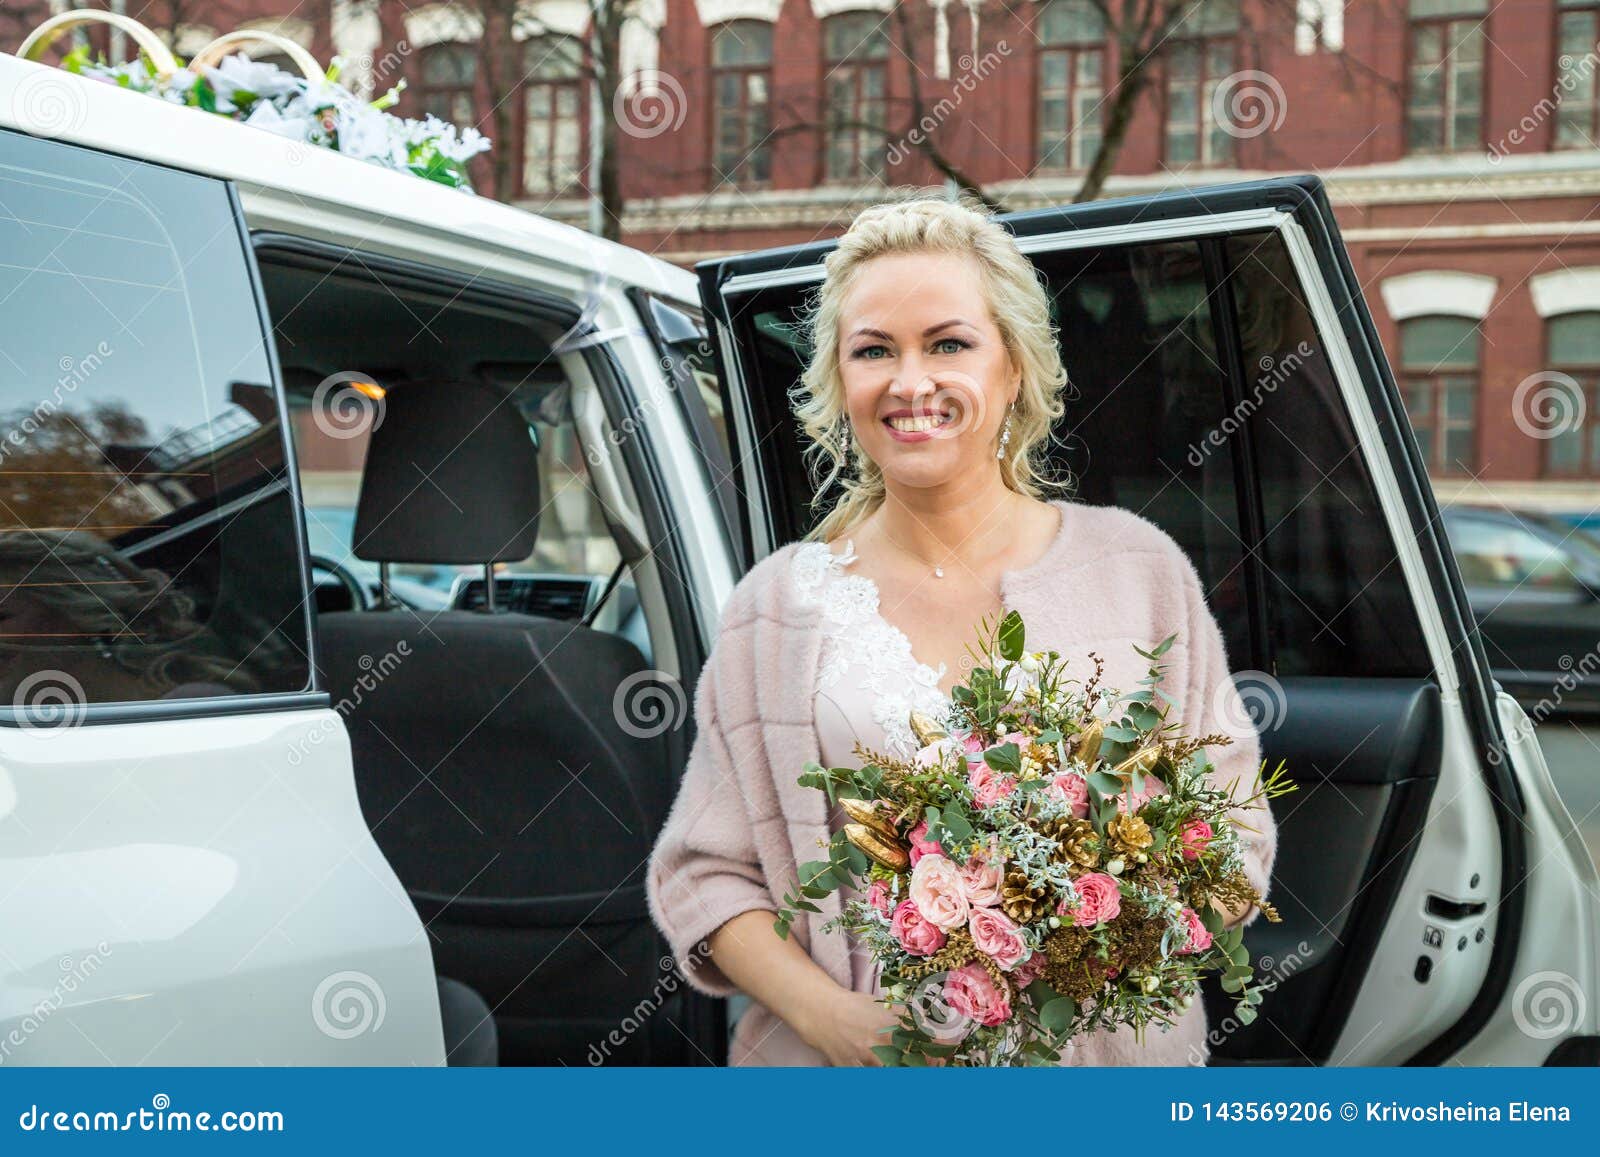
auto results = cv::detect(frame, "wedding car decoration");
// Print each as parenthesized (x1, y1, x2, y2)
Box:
(774, 610, 1294, 1067)
(19, 11, 490, 191)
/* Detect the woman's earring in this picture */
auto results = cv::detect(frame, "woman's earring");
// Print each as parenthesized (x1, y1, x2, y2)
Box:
(996, 404, 1014, 459)
(841, 422, 854, 468)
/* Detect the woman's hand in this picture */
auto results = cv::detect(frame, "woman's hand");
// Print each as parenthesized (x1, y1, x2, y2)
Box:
(797, 987, 901, 1067)
(706, 910, 900, 1066)
(1217, 895, 1256, 928)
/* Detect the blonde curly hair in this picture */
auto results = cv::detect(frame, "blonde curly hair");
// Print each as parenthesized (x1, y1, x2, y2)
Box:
(792, 193, 1073, 544)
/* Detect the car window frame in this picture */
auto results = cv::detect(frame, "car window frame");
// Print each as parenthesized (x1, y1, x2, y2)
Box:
(0, 133, 323, 730)
(626, 287, 742, 569)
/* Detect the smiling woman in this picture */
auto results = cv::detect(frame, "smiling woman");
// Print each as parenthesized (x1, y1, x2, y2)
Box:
(645, 194, 1277, 1067)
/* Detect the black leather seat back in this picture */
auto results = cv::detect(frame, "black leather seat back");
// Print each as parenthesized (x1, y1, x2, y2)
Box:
(315, 380, 674, 1062)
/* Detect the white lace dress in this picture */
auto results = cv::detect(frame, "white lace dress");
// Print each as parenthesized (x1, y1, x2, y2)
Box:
(791, 538, 955, 995)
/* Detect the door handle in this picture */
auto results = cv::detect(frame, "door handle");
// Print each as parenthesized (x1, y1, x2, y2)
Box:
(1426, 894, 1488, 920)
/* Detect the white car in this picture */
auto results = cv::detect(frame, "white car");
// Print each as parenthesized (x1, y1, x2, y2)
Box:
(0, 45, 1595, 1068)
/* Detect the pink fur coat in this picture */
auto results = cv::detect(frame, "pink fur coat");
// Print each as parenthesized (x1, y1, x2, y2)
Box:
(645, 497, 1277, 1065)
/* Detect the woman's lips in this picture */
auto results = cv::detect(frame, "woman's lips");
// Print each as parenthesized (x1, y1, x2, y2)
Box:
(882, 412, 956, 442)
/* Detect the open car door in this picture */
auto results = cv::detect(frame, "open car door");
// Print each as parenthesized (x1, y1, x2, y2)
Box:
(696, 176, 1600, 1065)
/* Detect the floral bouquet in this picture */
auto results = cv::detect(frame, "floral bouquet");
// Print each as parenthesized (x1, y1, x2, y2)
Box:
(774, 610, 1293, 1066)
(59, 49, 490, 190)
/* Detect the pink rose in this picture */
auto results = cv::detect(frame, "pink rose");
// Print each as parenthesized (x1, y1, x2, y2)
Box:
(1011, 949, 1048, 987)
(914, 739, 952, 769)
(890, 899, 947, 956)
(968, 906, 1028, 970)
(957, 845, 1005, 908)
(967, 761, 1018, 808)
(1179, 907, 1213, 954)
(1180, 819, 1214, 861)
(962, 732, 986, 755)
(942, 962, 1012, 1027)
(1046, 772, 1091, 818)
(909, 853, 970, 930)
(866, 880, 891, 916)
(906, 819, 942, 866)
(1067, 872, 1122, 926)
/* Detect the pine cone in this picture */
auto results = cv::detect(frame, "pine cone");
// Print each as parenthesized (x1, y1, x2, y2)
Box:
(1039, 815, 1099, 868)
(1001, 865, 1052, 924)
(1106, 813, 1153, 856)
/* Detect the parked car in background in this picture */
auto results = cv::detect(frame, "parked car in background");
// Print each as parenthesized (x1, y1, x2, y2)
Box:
(1441, 505, 1600, 713)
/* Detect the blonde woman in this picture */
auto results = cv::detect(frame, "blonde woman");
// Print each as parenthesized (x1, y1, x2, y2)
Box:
(645, 196, 1276, 1067)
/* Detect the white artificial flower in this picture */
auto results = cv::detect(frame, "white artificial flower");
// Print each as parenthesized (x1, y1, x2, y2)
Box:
(241, 100, 315, 142)
(437, 124, 490, 163)
(204, 55, 303, 111)
(337, 105, 406, 166)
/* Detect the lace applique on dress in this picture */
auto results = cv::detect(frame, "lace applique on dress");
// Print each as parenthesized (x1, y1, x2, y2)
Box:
(791, 539, 952, 760)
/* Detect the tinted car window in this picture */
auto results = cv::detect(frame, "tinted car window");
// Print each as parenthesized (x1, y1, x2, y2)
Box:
(1223, 232, 1430, 677)
(0, 130, 310, 715)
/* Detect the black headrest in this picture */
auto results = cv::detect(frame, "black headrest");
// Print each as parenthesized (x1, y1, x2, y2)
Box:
(352, 381, 541, 565)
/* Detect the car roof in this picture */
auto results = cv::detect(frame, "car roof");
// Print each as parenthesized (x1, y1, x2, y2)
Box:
(0, 53, 697, 304)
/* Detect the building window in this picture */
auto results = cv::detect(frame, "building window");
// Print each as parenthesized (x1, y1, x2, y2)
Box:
(522, 35, 586, 197)
(823, 11, 890, 182)
(1556, 1, 1600, 148)
(1035, 0, 1106, 172)
(1544, 312, 1600, 475)
(418, 41, 478, 126)
(712, 21, 773, 186)
(1400, 315, 1480, 473)
(1405, 0, 1485, 153)
(1164, 0, 1239, 167)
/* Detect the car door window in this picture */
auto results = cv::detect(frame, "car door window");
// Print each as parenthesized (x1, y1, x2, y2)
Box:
(1222, 232, 1431, 677)
(0, 129, 310, 715)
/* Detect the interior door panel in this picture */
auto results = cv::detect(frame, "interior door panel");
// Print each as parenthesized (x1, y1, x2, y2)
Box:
(1203, 679, 1442, 1063)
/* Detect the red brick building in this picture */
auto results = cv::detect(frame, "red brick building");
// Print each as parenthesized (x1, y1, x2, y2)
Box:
(7, 0, 1600, 510)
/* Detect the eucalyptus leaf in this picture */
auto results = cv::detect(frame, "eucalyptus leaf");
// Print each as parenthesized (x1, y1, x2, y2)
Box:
(984, 743, 1022, 775)
(998, 610, 1025, 660)
(1039, 997, 1077, 1034)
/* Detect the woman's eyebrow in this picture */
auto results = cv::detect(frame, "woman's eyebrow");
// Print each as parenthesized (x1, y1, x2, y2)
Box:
(848, 319, 975, 340)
